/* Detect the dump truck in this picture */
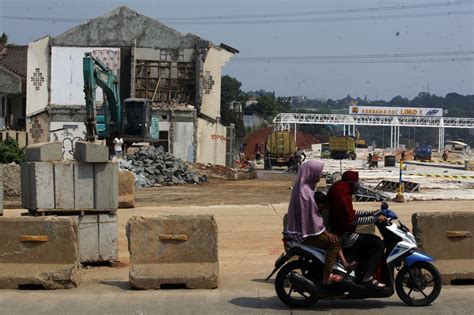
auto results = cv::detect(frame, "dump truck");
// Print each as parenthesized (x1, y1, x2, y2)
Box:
(329, 136, 356, 160)
(414, 144, 432, 161)
(264, 130, 296, 169)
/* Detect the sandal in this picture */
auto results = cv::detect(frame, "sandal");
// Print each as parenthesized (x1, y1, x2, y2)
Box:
(361, 278, 385, 289)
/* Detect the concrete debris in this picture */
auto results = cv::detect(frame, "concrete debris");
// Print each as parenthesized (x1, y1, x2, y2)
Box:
(120, 147, 208, 187)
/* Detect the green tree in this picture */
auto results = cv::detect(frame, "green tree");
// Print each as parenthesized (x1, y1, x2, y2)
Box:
(0, 33, 7, 45)
(220, 75, 246, 137)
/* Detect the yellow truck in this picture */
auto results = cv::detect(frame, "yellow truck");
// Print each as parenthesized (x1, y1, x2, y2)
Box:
(265, 131, 296, 169)
(329, 136, 356, 160)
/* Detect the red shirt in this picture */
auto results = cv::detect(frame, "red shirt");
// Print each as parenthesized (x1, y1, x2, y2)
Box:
(327, 180, 356, 236)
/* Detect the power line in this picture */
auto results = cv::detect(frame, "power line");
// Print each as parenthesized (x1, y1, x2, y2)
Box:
(160, 0, 474, 21)
(1, 1, 473, 23)
(169, 10, 474, 25)
(234, 51, 474, 61)
(231, 57, 474, 64)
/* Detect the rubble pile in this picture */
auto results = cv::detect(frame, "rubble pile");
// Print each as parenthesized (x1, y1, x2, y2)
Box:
(120, 147, 208, 187)
(0, 163, 21, 197)
(187, 163, 239, 180)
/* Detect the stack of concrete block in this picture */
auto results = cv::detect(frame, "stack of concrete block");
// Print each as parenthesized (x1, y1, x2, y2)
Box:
(0, 216, 81, 289)
(21, 141, 118, 211)
(20, 141, 119, 264)
(127, 215, 219, 289)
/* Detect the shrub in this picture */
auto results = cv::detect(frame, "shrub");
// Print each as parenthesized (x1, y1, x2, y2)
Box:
(0, 138, 24, 164)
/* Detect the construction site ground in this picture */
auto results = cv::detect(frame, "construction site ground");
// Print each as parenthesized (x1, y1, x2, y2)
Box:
(1, 168, 474, 314)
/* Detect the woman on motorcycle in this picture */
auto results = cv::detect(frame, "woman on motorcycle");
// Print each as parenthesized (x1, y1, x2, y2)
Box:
(285, 160, 343, 286)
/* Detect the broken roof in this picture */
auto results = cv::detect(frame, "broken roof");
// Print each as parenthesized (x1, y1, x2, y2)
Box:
(52, 6, 209, 49)
(0, 45, 27, 78)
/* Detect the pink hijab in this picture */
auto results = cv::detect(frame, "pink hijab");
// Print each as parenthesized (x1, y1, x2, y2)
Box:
(286, 160, 326, 239)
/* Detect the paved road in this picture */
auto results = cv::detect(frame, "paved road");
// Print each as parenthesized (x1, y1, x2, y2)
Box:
(0, 282, 473, 314)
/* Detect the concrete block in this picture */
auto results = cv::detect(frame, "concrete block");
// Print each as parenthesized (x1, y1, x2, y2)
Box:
(466, 161, 474, 171)
(20, 162, 55, 210)
(24, 142, 63, 162)
(74, 141, 109, 163)
(412, 212, 474, 284)
(94, 162, 118, 210)
(54, 161, 74, 209)
(74, 162, 94, 209)
(0, 216, 81, 289)
(119, 170, 135, 208)
(72, 214, 118, 263)
(127, 215, 218, 289)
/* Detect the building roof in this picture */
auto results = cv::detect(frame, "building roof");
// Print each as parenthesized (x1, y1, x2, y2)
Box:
(0, 44, 27, 78)
(52, 6, 209, 49)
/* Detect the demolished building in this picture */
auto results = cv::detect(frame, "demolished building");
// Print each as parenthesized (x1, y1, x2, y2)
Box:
(26, 6, 238, 164)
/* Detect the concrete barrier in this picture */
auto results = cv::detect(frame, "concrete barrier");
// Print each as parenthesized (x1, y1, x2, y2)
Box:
(74, 141, 109, 163)
(119, 170, 135, 208)
(412, 212, 474, 284)
(127, 215, 218, 289)
(0, 217, 81, 289)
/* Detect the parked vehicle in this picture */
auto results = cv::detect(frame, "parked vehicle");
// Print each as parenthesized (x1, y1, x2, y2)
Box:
(83, 52, 160, 147)
(267, 208, 442, 308)
(265, 130, 296, 169)
(329, 136, 356, 160)
(320, 143, 331, 159)
(414, 145, 432, 161)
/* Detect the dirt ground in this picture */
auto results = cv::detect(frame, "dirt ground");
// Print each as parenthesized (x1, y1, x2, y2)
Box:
(135, 170, 296, 207)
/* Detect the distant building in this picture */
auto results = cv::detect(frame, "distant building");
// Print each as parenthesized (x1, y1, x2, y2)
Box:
(0, 44, 27, 146)
(245, 97, 258, 107)
(26, 6, 238, 164)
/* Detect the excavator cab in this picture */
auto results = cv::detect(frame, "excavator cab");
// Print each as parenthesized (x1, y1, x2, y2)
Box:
(122, 98, 160, 143)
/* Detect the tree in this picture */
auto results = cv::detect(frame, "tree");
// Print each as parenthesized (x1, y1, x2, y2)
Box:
(220, 75, 246, 137)
(0, 138, 24, 164)
(0, 33, 7, 45)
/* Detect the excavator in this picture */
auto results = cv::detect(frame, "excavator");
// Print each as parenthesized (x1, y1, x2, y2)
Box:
(83, 52, 160, 146)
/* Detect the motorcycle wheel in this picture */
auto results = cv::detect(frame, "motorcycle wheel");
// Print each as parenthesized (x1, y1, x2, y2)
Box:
(274, 260, 320, 308)
(395, 261, 442, 306)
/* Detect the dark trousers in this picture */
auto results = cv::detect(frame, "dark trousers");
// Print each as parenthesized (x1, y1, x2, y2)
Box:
(344, 233, 384, 277)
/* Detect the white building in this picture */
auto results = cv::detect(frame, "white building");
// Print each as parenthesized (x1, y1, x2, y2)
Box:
(26, 6, 238, 164)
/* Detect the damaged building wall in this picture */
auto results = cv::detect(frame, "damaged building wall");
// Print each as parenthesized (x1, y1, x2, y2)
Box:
(51, 47, 120, 105)
(26, 37, 49, 117)
(197, 118, 227, 165)
(171, 111, 196, 162)
(200, 46, 234, 119)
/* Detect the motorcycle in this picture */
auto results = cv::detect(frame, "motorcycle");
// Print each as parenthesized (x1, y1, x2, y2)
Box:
(266, 209, 442, 308)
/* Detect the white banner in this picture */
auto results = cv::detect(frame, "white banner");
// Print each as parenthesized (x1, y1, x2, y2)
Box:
(349, 106, 443, 117)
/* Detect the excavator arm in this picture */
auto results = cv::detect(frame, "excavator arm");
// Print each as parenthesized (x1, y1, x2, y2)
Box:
(83, 52, 121, 141)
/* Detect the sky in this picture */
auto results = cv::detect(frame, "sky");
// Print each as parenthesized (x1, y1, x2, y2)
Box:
(1, 0, 473, 101)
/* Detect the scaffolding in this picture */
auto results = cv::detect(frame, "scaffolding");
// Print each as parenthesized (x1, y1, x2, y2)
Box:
(273, 113, 474, 151)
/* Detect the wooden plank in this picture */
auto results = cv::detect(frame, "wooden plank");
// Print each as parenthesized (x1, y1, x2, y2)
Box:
(446, 231, 472, 238)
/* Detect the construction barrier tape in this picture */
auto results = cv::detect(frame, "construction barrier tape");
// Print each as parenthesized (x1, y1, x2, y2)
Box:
(408, 173, 474, 179)
(423, 160, 465, 165)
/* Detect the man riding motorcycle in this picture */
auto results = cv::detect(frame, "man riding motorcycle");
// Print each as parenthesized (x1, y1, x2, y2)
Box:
(327, 170, 388, 289)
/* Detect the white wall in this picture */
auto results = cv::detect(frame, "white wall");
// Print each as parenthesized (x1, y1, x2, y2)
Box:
(173, 121, 195, 162)
(26, 36, 50, 116)
(49, 121, 87, 159)
(201, 47, 234, 119)
(196, 118, 227, 165)
(50, 47, 120, 106)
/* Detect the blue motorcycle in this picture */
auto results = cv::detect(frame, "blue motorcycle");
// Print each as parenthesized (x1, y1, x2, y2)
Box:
(268, 209, 442, 307)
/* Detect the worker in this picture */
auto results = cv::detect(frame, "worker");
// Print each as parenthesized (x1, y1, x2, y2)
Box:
(442, 150, 448, 162)
(285, 160, 344, 287)
(113, 135, 124, 159)
(327, 170, 387, 289)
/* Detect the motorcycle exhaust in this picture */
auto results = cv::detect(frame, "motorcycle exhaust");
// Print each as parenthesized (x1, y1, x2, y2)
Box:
(288, 272, 320, 294)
